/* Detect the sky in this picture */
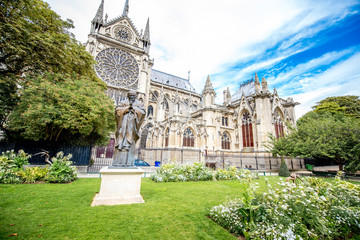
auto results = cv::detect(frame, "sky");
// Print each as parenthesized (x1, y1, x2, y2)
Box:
(44, 0, 360, 118)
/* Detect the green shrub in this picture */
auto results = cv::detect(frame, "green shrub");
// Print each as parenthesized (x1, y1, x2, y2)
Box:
(210, 177, 360, 239)
(151, 163, 257, 183)
(17, 166, 49, 183)
(0, 150, 31, 183)
(151, 163, 213, 182)
(46, 152, 77, 183)
(278, 157, 290, 177)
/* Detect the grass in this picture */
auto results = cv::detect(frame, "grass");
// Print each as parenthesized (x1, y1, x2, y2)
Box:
(0, 176, 281, 240)
(1, 176, 354, 239)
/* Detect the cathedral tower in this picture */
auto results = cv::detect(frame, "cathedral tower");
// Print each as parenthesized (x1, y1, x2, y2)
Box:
(85, 0, 154, 106)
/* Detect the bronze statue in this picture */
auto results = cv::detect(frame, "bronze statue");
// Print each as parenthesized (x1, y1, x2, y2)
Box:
(112, 90, 145, 167)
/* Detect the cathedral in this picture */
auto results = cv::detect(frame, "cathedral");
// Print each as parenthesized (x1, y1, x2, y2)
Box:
(87, 0, 303, 171)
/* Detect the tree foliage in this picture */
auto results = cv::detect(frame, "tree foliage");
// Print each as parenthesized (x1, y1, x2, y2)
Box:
(7, 73, 114, 146)
(312, 95, 360, 118)
(295, 112, 360, 171)
(267, 106, 360, 172)
(0, 0, 95, 77)
(0, 0, 115, 145)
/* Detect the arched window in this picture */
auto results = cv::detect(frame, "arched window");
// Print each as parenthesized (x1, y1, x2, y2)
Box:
(222, 116, 229, 126)
(222, 132, 230, 149)
(163, 98, 169, 110)
(183, 128, 195, 147)
(140, 123, 153, 149)
(165, 128, 169, 147)
(242, 111, 254, 147)
(274, 109, 284, 138)
(147, 105, 153, 117)
(151, 91, 159, 101)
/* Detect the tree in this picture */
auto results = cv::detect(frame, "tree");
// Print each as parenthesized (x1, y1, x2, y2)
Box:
(312, 96, 360, 118)
(0, 0, 99, 132)
(7, 73, 114, 146)
(294, 112, 360, 172)
(266, 131, 296, 176)
(1, 0, 115, 145)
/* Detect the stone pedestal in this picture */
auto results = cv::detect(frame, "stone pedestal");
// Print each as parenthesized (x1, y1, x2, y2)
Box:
(91, 167, 145, 206)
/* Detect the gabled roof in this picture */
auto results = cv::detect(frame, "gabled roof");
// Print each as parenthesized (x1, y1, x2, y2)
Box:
(150, 69, 196, 93)
(232, 79, 255, 102)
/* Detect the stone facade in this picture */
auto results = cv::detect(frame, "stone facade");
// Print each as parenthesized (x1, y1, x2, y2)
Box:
(87, 0, 302, 170)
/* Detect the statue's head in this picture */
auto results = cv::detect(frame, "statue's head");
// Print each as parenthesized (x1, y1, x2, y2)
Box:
(127, 90, 137, 104)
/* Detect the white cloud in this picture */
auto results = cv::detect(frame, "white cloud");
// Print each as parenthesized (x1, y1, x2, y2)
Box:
(287, 52, 360, 118)
(44, 0, 360, 115)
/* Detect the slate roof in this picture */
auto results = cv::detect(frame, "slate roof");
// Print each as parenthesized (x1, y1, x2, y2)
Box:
(232, 79, 255, 102)
(150, 69, 196, 93)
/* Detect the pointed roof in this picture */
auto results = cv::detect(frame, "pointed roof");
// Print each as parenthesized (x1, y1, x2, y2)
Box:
(122, 0, 129, 17)
(232, 79, 255, 102)
(143, 18, 150, 42)
(92, 0, 104, 24)
(202, 75, 215, 95)
(150, 69, 197, 93)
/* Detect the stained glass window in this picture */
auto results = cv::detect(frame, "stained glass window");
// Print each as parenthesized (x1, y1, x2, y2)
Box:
(183, 128, 195, 147)
(242, 111, 254, 147)
(95, 48, 139, 89)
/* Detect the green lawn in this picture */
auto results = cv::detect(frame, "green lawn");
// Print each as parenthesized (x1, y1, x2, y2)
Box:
(0, 176, 283, 240)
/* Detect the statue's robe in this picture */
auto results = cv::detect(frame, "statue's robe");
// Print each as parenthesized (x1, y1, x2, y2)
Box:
(112, 99, 145, 167)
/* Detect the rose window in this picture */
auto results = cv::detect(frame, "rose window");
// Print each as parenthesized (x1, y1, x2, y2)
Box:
(95, 48, 139, 89)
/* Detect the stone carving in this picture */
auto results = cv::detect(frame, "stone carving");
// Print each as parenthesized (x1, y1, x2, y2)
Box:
(95, 48, 139, 89)
(112, 90, 146, 167)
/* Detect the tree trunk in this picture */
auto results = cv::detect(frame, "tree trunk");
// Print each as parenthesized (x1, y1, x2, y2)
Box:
(339, 162, 343, 171)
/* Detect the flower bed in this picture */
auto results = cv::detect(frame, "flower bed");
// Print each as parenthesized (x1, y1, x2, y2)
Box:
(150, 163, 257, 182)
(210, 174, 360, 239)
(0, 150, 77, 184)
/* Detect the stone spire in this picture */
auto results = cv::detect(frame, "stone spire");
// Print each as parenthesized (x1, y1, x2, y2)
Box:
(142, 18, 151, 53)
(202, 75, 215, 107)
(202, 75, 215, 95)
(122, 0, 129, 17)
(254, 73, 261, 94)
(91, 0, 104, 33)
(143, 18, 150, 42)
(223, 87, 231, 105)
(261, 77, 269, 93)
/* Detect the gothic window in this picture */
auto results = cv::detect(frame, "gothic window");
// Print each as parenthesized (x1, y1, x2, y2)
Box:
(165, 128, 169, 147)
(140, 123, 153, 149)
(242, 111, 254, 147)
(163, 98, 169, 110)
(274, 109, 284, 139)
(151, 91, 159, 101)
(183, 128, 195, 147)
(147, 105, 153, 117)
(95, 48, 139, 89)
(222, 132, 230, 150)
(222, 116, 228, 126)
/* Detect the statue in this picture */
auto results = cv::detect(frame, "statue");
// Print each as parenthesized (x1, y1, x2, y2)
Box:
(112, 90, 145, 168)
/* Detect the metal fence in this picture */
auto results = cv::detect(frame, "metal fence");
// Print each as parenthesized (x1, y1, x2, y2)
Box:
(0, 142, 91, 166)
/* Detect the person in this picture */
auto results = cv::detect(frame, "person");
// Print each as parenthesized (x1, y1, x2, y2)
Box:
(112, 90, 145, 167)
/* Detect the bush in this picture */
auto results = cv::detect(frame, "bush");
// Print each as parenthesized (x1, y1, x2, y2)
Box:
(46, 152, 77, 183)
(210, 177, 360, 239)
(151, 163, 213, 182)
(278, 157, 290, 177)
(0, 150, 31, 183)
(151, 163, 258, 183)
(17, 166, 49, 183)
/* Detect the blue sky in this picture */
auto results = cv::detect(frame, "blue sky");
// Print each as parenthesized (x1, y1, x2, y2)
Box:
(45, 0, 360, 118)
